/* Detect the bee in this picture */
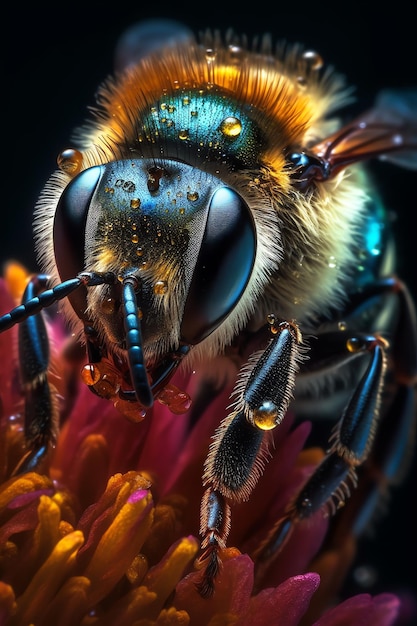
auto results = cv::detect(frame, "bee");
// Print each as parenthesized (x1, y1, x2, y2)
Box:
(1, 18, 416, 598)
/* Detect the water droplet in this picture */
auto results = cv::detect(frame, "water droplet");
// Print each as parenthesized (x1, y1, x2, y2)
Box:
(347, 337, 366, 353)
(253, 401, 279, 430)
(57, 148, 83, 176)
(136, 247, 143, 256)
(187, 190, 199, 202)
(153, 280, 168, 295)
(302, 50, 323, 71)
(205, 48, 216, 62)
(328, 256, 337, 269)
(81, 360, 119, 400)
(113, 398, 147, 422)
(228, 44, 243, 64)
(81, 363, 101, 386)
(130, 198, 141, 209)
(338, 321, 348, 331)
(131, 234, 139, 244)
(100, 298, 116, 314)
(219, 116, 242, 139)
(178, 129, 190, 141)
(157, 383, 192, 414)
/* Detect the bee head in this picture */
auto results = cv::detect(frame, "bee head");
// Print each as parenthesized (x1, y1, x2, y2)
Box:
(52, 157, 256, 373)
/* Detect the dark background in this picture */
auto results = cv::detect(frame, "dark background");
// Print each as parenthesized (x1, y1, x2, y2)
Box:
(4, 4, 416, 623)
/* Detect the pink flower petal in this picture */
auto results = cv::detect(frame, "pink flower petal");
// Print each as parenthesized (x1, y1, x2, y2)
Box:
(174, 554, 254, 624)
(244, 572, 321, 626)
(314, 592, 401, 626)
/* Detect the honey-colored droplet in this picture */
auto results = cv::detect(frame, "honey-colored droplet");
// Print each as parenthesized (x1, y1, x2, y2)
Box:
(157, 384, 192, 414)
(81, 363, 101, 386)
(228, 44, 243, 64)
(57, 148, 83, 176)
(153, 280, 168, 295)
(186, 190, 199, 202)
(346, 337, 365, 353)
(219, 116, 242, 138)
(100, 298, 116, 314)
(252, 401, 279, 430)
(178, 129, 190, 141)
(93, 369, 120, 399)
(113, 398, 147, 422)
(302, 50, 323, 71)
(131, 234, 139, 244)
(130, 198, 141, 209)
(205, 48, 216, 62)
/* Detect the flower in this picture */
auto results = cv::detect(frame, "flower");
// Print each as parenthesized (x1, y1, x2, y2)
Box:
(0, 268, 409, 625)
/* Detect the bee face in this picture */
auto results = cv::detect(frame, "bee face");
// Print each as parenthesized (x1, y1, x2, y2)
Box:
(53, 156, 257, 365)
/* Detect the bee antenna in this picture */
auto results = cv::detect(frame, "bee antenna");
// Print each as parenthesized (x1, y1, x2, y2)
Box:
(122, 276, 153, 408)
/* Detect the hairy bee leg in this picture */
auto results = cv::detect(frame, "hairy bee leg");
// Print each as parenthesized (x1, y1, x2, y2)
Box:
(12, 276, 59, 474)
(336, 277, 417, 523)
(308, 278, 417, 549)
(0, 271, 119, 472)
(302, 277, 416, 375)
(197, 321, 303, 596)
(196, 489, 232, 598)
(255, 333, 388, 571)
(254, 279, 417, 587)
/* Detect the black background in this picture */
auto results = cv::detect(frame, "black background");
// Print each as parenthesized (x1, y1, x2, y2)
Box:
(4, 3, 417, 623)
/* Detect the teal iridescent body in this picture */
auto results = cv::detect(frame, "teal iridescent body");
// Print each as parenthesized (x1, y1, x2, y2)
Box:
(139, 89, 264, 168)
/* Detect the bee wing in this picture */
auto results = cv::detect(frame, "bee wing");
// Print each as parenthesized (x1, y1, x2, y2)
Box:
(311, 88, 417, 174)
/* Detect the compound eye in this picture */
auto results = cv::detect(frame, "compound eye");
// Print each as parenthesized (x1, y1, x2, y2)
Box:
(180, 186, 256, 345)
(53, 165, 104, 318)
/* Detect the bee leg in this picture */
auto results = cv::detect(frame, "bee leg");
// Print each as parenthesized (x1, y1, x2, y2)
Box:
(197, 320, 303, 596)
(12, 275, 59, 475)
(255, 333, 389, 574)
(304, 280, 417, 611)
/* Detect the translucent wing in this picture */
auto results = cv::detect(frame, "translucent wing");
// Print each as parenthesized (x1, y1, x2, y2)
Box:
(311, 88, 417, 176)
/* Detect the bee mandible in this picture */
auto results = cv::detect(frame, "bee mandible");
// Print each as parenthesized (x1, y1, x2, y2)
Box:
(1, 18, 416, 597)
